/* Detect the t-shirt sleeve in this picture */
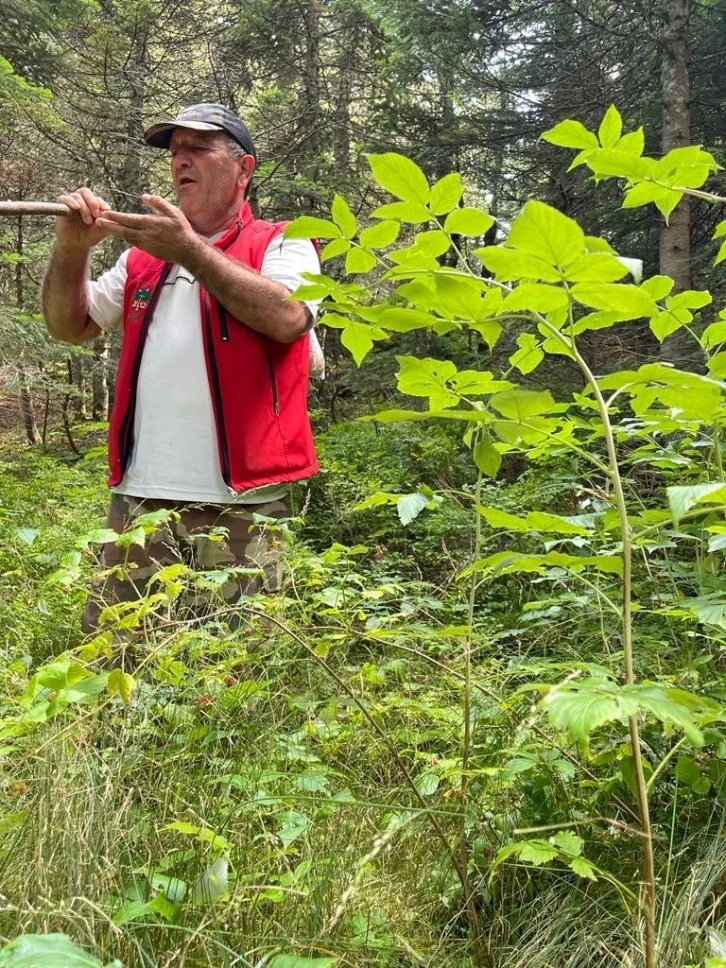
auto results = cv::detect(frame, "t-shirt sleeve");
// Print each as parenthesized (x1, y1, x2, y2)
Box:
(87, 249, 129, 333)
(260, 236, 321, 323)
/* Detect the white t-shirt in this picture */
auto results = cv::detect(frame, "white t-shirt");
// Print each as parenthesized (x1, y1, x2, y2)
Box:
(88, 236, 320, 504)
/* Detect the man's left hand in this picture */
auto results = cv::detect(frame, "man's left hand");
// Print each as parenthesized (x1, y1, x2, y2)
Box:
(96, 195, 201, 265)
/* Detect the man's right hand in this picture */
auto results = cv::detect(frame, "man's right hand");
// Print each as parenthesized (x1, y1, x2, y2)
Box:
(56, 188, 111, 250)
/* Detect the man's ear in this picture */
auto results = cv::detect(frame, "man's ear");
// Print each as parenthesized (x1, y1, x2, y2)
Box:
(239, 155, 256, 190)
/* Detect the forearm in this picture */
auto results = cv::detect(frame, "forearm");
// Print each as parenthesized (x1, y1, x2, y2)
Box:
(183, 237, 309, 344)
(42, 244, 100, 343)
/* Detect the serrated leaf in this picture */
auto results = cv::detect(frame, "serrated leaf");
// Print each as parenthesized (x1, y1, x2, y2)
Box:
(444, 207, 494, 237)
(564, 253, 629, 283)
(518, 839, 559, 866)
(507, 200, 585, 267)
(414, 771, 440, 795)
(667, 482, 726, 524)
(371, 201, 431, 223)
(345, 247, 377, 274)
(675, 755, 700, 786)
(398, 492, 432, 526)
(623, 182, 683, 219)
(543, 678, 638, 744)
(553, 831, 584, 856)
(429, 172, 464, 215)
(490, 389, 555, 421)
(16, 527, 40, 546)
(379, 308, 439, 331)
(541, 119, 599, 150)
(569, 857, 598, 881)
(502, 283, 569, 313)
(339, 320, 388, 366)
(509, 333, 544, 374)
(476, 247, 563, 282)
(107, 668, 136, 704)
(396, 356, 459, 408)
(367, 152, 431, 204)
(473, 439, 501, 478)
(276, 810, 309, 848)
(571, 283, 658, 318)
(331, 194, 357, 239)
(284, 217, 341, 240)
(320, 238, 351, 261)
(598, 105, 623, 148)
(359, 220, 400, 249)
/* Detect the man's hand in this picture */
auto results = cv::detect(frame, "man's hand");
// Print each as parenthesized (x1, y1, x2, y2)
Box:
(56, 187, 111, 251)
(96, 194, 201, 265)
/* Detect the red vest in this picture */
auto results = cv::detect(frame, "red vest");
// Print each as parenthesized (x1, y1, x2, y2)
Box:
(108, 201, 319, 493)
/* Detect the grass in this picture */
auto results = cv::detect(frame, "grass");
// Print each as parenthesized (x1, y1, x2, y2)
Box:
(1, 427, 726, 967)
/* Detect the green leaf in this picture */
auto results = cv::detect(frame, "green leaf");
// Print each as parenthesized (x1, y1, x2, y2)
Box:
(266, 956, 338, 968)
(320, 238, 351, 261)
(379, 308, 440, 332)
(490, 389, 556, 421)
(715, 240, 726, 266)
(397, 491, 436, 526)
(396, 356, 459, 409)
(0, 935, 122, 968)
(444, 207, 494, 237)
(284, 217, 341, 240)
(543, 678, 638, 744)
(476, 247, 563, 282)
(507, 200, 585, 267)
(598, 105, 622, 147)
(414, 771, 440, 795)
(675, 755, 700, 786)
(509, 333, 544, 374)
(331, 195, 357, 239)
(502, 283, 569, 313)
(192, 856, 229, 906)
(371, 201, 431, 223)
(569, 857, 598, 881)
(276, 810, 309, 848)
(640, 275, 674, 300)
(473, 439, 501, 478)
(359, 221, 400, 249)
(541, 119, 598, 150)
(107, 669, 136, 704)
(367, 152, 431, 205)
(667, 482, 726, 525)
(345, 248, 377, 274)
(518, 839, 560, 866)
(564, 254, 629, 283)
(15, 527, 40, 546)
(339, 319, 388, 366)
(571, 283, 658, 318)
(465, 551, 622, 578)
(553, 831, 583, 856)
(429, 172, 464, 215)
(623, 182, 683, 219)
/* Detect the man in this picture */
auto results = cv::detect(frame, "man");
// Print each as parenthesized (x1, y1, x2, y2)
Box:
(42, 104, 321, 630)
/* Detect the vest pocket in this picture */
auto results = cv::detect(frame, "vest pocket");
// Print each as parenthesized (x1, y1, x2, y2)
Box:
(219, 305, 230, 342)
(267, 356, 280, 415)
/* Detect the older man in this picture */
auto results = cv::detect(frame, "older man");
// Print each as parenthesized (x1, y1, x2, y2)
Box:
(42, 104, 320, 629)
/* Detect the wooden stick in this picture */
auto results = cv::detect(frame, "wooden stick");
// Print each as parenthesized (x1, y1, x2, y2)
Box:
(0, 201, 71, 217)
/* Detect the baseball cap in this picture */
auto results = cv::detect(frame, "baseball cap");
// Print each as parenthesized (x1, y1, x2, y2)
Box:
(143, 104, 256, 159)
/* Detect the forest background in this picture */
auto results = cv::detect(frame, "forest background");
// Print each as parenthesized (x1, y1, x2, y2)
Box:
(2, 1, 726, 967)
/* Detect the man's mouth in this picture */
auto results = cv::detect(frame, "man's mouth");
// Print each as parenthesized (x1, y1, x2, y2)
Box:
(178, 176, 196, 187)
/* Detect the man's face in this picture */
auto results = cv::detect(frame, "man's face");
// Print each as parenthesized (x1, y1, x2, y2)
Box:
(169, 128, 253, 233)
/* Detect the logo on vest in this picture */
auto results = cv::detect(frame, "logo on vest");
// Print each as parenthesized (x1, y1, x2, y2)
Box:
(129, 288, 151, 322)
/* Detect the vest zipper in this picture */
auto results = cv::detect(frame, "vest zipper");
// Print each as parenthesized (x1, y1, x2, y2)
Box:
(219, 305, 229, 342)
(268, 355, 280, 415)
(119, 263, 173, 473)
(203, 290, 232, 486)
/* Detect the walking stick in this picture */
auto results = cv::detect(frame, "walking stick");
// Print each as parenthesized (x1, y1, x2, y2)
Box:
(0, 201, 71, 216)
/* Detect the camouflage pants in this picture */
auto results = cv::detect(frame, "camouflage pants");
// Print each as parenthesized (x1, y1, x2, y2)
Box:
(82, 493, 289, 634)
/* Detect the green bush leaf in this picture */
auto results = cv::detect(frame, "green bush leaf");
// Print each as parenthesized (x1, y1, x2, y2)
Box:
(359, 220, 400, 249)
(597, 105, 623, 148)
(0, 935, 122, 968)
(396, 356, 459, 409)
(429, 172, 464, 215)
(571, 283, 658, 318)
(266, 956, 338, 968)
(444, 207, 494, 236)
(509, 333, 544, 374)
(331, 195, 357, 239)
(507, 200, 585, 267)
(541, 119, 598, 150)
(284, 217, 341, 240)
(345, 248, 377, 274)
(371, 201, 431, 223)
(473, 439, 501, 478)
(476, 247, 562, 282)
(367, 152, 431, 205)
(320, 238, 351, 261)
(667, 482, 726, 525)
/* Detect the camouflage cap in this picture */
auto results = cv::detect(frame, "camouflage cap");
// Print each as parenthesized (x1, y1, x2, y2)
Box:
(143, 103, 257, 159)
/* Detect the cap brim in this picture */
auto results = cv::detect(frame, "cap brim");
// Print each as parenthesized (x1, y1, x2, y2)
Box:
(143, 120, 225, 148)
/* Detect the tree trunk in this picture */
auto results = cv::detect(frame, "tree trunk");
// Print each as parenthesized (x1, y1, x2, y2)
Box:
(660, 0, 698, 366)
(301, 0, 323, 210)
(71, 357, 87, 419)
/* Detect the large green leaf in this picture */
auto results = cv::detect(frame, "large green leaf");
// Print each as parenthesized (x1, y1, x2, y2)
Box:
(475, 247, 562, 282)
(366, 153, 430, 205)
(541, 119, 598, 151)
(331, 195, 357, 239)
(359, 220, 399, 249)
(489, 389, 556, 421)
(571, 283, 657, 318)
(667, 482, 726, 525)
(506, 200, 585, 268)
(543, 678, 638, 744)
(444, 207, 494, 236)
(396, 356, 459, 409)
(0, 935, 122, 968)
(284, 217, 341, 240)
(429, 172, 464, 215)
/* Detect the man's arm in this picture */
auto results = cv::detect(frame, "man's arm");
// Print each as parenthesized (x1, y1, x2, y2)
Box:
(97, 195, 310, 344)
(42, 188, 109, 344)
